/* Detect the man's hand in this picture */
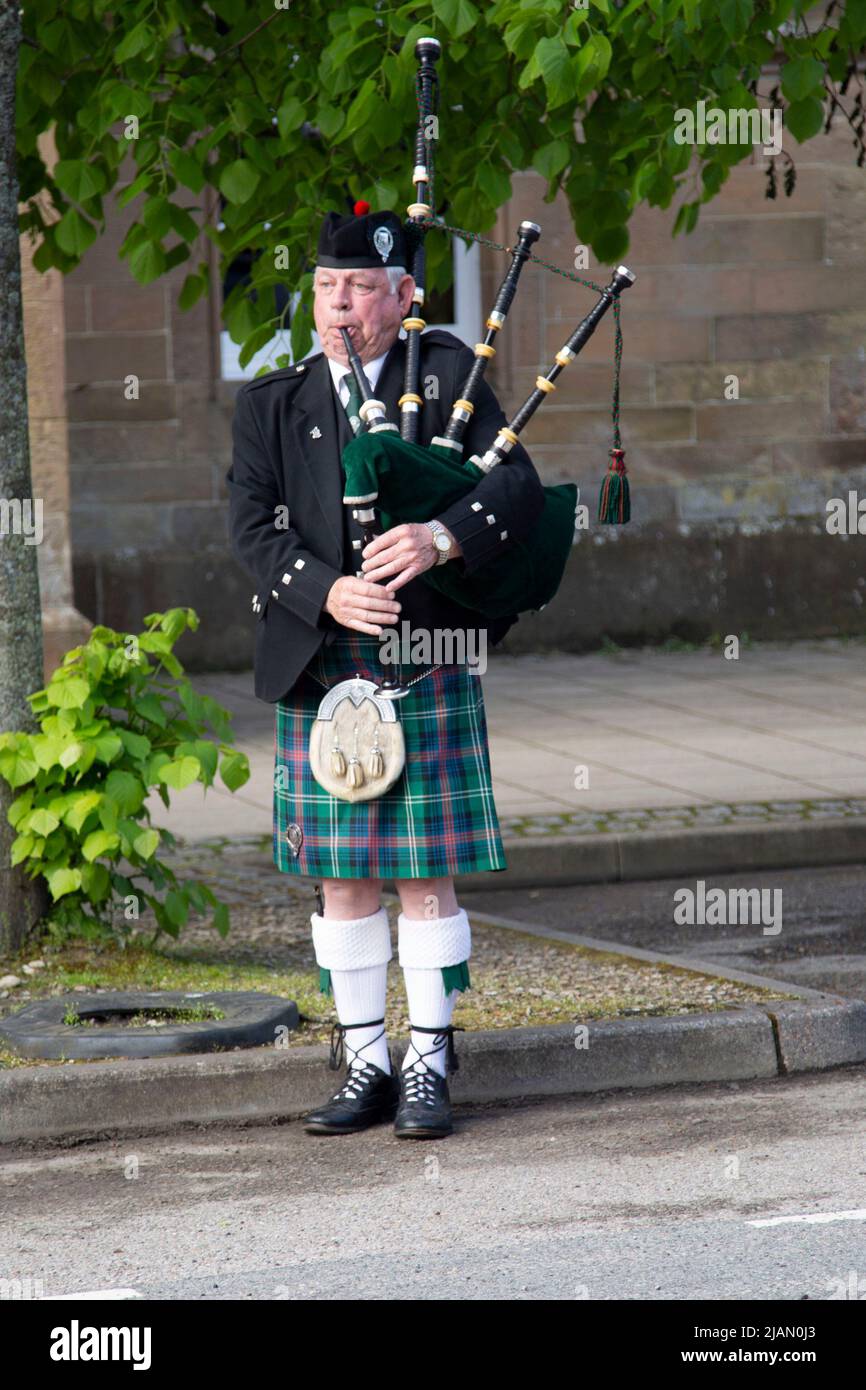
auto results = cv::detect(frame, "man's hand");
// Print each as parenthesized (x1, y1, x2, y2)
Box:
(361, 522, 462, 589)
(324, 576, 402, 635)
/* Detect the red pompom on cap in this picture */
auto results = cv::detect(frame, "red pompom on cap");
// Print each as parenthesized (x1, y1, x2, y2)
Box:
(353, 199, 371, 216)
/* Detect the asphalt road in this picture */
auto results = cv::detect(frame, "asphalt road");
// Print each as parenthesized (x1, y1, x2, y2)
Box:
(461, 862, 866, 997)
(2, 1063, 865, 1301)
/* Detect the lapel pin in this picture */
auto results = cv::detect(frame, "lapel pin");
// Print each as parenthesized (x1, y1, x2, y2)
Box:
(310, 426, 322, 439)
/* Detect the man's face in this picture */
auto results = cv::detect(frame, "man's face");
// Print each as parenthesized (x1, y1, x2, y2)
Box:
(313, 265, 415, 365)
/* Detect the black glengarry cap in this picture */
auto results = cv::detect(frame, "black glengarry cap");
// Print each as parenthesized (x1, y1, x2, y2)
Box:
(316, 206, 407, 269)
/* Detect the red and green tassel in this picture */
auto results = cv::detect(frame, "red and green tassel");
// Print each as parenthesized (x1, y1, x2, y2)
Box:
(598, 447, 630, 524)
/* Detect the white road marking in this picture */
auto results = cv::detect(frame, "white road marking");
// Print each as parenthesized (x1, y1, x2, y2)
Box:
(747, 1208, 866, 1228)
(40, 1288, 144, 1300)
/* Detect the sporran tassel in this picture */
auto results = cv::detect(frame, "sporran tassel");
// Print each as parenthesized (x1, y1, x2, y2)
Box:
(330, 741, 347, 777)
(367, 724, 384, 779)
(346, 722, 365, 788)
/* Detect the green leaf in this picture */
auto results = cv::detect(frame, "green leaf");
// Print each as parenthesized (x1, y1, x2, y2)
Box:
(718, 0, 754, 41)
(45, 865, 82, 901)
(476, 162, 512, 207)
(104, 769, 146, 816)
(785, 96, 825, 144)
(576, 33, 613, 96)
(128, 239, 167, 285)
(82, 829, 121, 862)
(146, 751, 172, 786)
(113, 20, 155, 63)
(592, 223, 630, 263)
(132, 693, 168, 728)
(30, 734, 66, 771)
(212, 900, 230, 938)
(219, 751, 250, 792)
(781, 56, 824, 104)
(63, 791, 103, 834)
(179, 273, 206, 311)
(116, 728, 151, 763)
(276, 97, 305, 140)
(167, 203, 199, 244)
(54, 207, 98, 258)
(46, 675, 90, 709)
(168, 148, 205, 194)
(534, 36, 575, 108)
(532, 138, 571, 179)
(159, 755, 201, 790)
(58, 740, 85, 770)
(80, 862, 111, 903)
(164, 889, 188, 928)
(92, 733, 123, 767)
(219, 158, 261, 205)
(142, 197, 172, 239)
(315, 103, 346, 140)
(11, 834, 35, 867)
(505, 17, 540, 59)
(7, 790, 34, 829)
(26, 808, 60, 837)
(432, 0, 480, 39)
(132, 828, 160, 860)
(176, 740, 218, 781)
(53, 159, 105, 203)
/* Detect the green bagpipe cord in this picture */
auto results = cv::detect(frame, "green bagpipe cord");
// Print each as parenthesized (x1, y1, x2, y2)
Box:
(341, 432, 577, 620)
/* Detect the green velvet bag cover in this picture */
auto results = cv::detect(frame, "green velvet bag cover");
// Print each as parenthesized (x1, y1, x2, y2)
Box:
(341, 432, 576, 620)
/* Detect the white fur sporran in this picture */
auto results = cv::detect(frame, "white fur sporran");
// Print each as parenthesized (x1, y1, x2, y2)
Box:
(308, 676, 405, 803)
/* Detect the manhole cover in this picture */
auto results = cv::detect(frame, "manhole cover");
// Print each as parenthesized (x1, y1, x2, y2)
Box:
(0, 990, 299, 1059)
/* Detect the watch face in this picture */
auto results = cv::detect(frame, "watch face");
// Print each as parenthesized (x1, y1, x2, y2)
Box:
(435, 532, 451, 551)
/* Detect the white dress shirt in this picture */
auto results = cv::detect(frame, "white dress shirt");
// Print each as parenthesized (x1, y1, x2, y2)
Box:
(327, 349, 389, 411)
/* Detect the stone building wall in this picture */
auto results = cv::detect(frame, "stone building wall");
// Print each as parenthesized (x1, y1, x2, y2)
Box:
(485, 120, 866, 651)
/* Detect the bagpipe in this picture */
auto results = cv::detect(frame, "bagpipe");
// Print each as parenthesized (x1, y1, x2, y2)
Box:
(340, 36, 636, 622)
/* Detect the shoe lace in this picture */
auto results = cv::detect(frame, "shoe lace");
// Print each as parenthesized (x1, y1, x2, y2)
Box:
(402, 1023, 465, 1105)
(328, 1016, 389, 1099)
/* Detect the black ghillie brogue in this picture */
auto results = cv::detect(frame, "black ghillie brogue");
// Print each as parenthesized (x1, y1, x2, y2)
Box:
(394, 1023, 464, 1139)
(302, 1018, 399, 1135)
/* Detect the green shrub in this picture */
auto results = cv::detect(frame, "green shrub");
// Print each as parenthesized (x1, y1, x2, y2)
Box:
(0, 608, 250, 946)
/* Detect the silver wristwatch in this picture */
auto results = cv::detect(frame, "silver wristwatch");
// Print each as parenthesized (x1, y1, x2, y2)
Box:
(425, 520, 453, 565)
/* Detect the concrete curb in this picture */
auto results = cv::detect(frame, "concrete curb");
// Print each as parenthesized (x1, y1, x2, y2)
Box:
(2, 933, 864, 1146)
(454, 815, 866, 889)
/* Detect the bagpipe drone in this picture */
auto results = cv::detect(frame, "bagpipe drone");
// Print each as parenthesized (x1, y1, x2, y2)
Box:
(340, 36, 635, 622)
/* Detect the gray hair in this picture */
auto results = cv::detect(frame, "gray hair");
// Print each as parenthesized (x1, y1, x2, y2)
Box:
(385, 266, 407, 295)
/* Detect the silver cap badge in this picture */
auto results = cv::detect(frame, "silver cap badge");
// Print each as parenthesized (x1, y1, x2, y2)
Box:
(372, 225, 394, 263)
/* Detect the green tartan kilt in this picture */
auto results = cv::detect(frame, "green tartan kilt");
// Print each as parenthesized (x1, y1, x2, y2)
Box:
(272, 632, 507, 880)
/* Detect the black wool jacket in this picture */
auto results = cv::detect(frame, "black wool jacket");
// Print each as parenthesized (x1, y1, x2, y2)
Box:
(226, 329, 546, 703)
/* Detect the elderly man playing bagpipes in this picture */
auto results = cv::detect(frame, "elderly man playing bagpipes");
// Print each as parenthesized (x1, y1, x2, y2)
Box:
(227, 38, 634, 1140)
